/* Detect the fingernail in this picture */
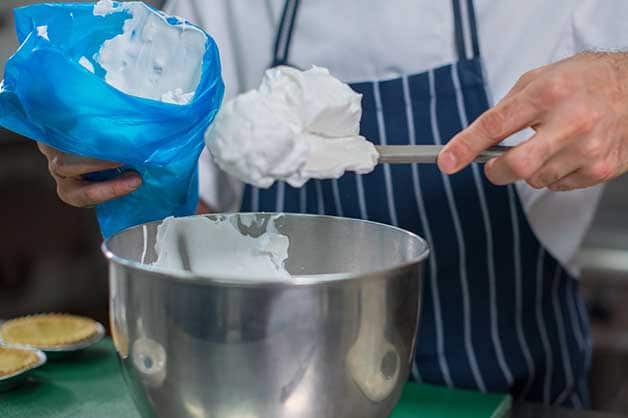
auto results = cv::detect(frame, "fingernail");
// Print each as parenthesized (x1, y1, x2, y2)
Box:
(121, 172, 142, 189)
(439, 151, 458, 173)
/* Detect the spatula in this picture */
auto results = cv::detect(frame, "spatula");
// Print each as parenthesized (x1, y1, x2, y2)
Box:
(376, 144, 509, 164)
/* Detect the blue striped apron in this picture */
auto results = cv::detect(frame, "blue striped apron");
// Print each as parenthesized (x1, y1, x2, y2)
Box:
(241, 0, 592, 408)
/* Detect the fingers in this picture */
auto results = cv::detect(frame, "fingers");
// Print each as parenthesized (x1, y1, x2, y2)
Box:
(38, 144, 122, 179)
(547, 161, 614, 192)
(484, 132, 615, 191)
(546, 171, 590, 192)
(439, 53, 628, 191)
(36, 142, 135, 207)
(483, 120, 577, 185)
(57, 171, 142, 207)
(438, 91, 542, 174)
(525, 146, 583, 189)
(51, 155, 122, 179)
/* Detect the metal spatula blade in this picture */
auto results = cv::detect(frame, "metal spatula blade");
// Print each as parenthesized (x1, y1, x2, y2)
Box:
(376, 144, 509, 164)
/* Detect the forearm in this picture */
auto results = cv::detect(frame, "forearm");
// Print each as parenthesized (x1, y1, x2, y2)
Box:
(196, 199, 214, 214)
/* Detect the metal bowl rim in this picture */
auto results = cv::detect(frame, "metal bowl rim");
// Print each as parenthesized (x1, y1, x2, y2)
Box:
(101, 212, 430, 288)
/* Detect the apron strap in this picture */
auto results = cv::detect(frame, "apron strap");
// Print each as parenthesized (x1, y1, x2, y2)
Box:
(271, 0, 301, 67)
(452, 0, 481, 60)
(272, 0, 481, 68)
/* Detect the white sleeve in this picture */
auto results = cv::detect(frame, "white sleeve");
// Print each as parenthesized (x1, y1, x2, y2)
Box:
(164, 0, 244, 211)
(572, 0, 628, 52)
(552, 0, 628, 60)
(516, 0, 628, 276)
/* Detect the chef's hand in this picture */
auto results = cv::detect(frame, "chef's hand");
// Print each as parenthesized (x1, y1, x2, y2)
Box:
(37, 143, 142, 207)
(438, 52, 628, 191)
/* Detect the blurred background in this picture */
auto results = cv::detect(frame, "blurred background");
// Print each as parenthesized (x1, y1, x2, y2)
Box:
(1, 0, 627, 413)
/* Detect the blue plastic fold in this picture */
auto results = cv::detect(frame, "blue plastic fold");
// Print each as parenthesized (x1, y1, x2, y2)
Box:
(0, 2, 224, 238)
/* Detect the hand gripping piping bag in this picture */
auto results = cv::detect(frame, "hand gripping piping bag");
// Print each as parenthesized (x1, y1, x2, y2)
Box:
(0, 1, 224, 238)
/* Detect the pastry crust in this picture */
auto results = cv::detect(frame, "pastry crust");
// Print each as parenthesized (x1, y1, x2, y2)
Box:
(0, 314, 98, 348)
(0, 346, 39, 376)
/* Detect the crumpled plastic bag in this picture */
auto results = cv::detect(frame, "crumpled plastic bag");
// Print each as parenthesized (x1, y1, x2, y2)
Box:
(0, 2, 224, 238)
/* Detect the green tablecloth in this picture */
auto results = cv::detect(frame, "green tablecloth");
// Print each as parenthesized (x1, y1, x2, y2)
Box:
(0, 339, 510, 418)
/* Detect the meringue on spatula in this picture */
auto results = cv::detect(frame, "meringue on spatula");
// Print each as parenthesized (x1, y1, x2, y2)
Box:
(205, 66, 509, 188)
(205, 66, 378, 188)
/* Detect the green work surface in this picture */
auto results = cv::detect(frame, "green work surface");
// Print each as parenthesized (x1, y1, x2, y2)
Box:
(392, 380, 511, 418)
(0, 339, 141, 418)
(0, 339, 510, 418)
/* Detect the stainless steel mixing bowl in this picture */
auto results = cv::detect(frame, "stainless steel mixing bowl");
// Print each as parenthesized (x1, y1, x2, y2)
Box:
(103, 213, 429, 418)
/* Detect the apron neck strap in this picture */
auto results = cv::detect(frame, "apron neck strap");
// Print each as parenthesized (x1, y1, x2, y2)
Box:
(452, 0, 481, 60)
(271, 0, 481, 68)
(272, 0, 301, 67)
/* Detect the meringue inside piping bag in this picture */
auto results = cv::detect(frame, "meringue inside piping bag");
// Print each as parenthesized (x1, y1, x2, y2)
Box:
(89, 0, 204, 104)
(205, 66, 379, 188)
(0, 0, 224, 238)
(153, 215, 291, 280)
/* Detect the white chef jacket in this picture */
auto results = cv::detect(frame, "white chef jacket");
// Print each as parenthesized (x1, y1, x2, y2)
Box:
(165, 0, 628, 277)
